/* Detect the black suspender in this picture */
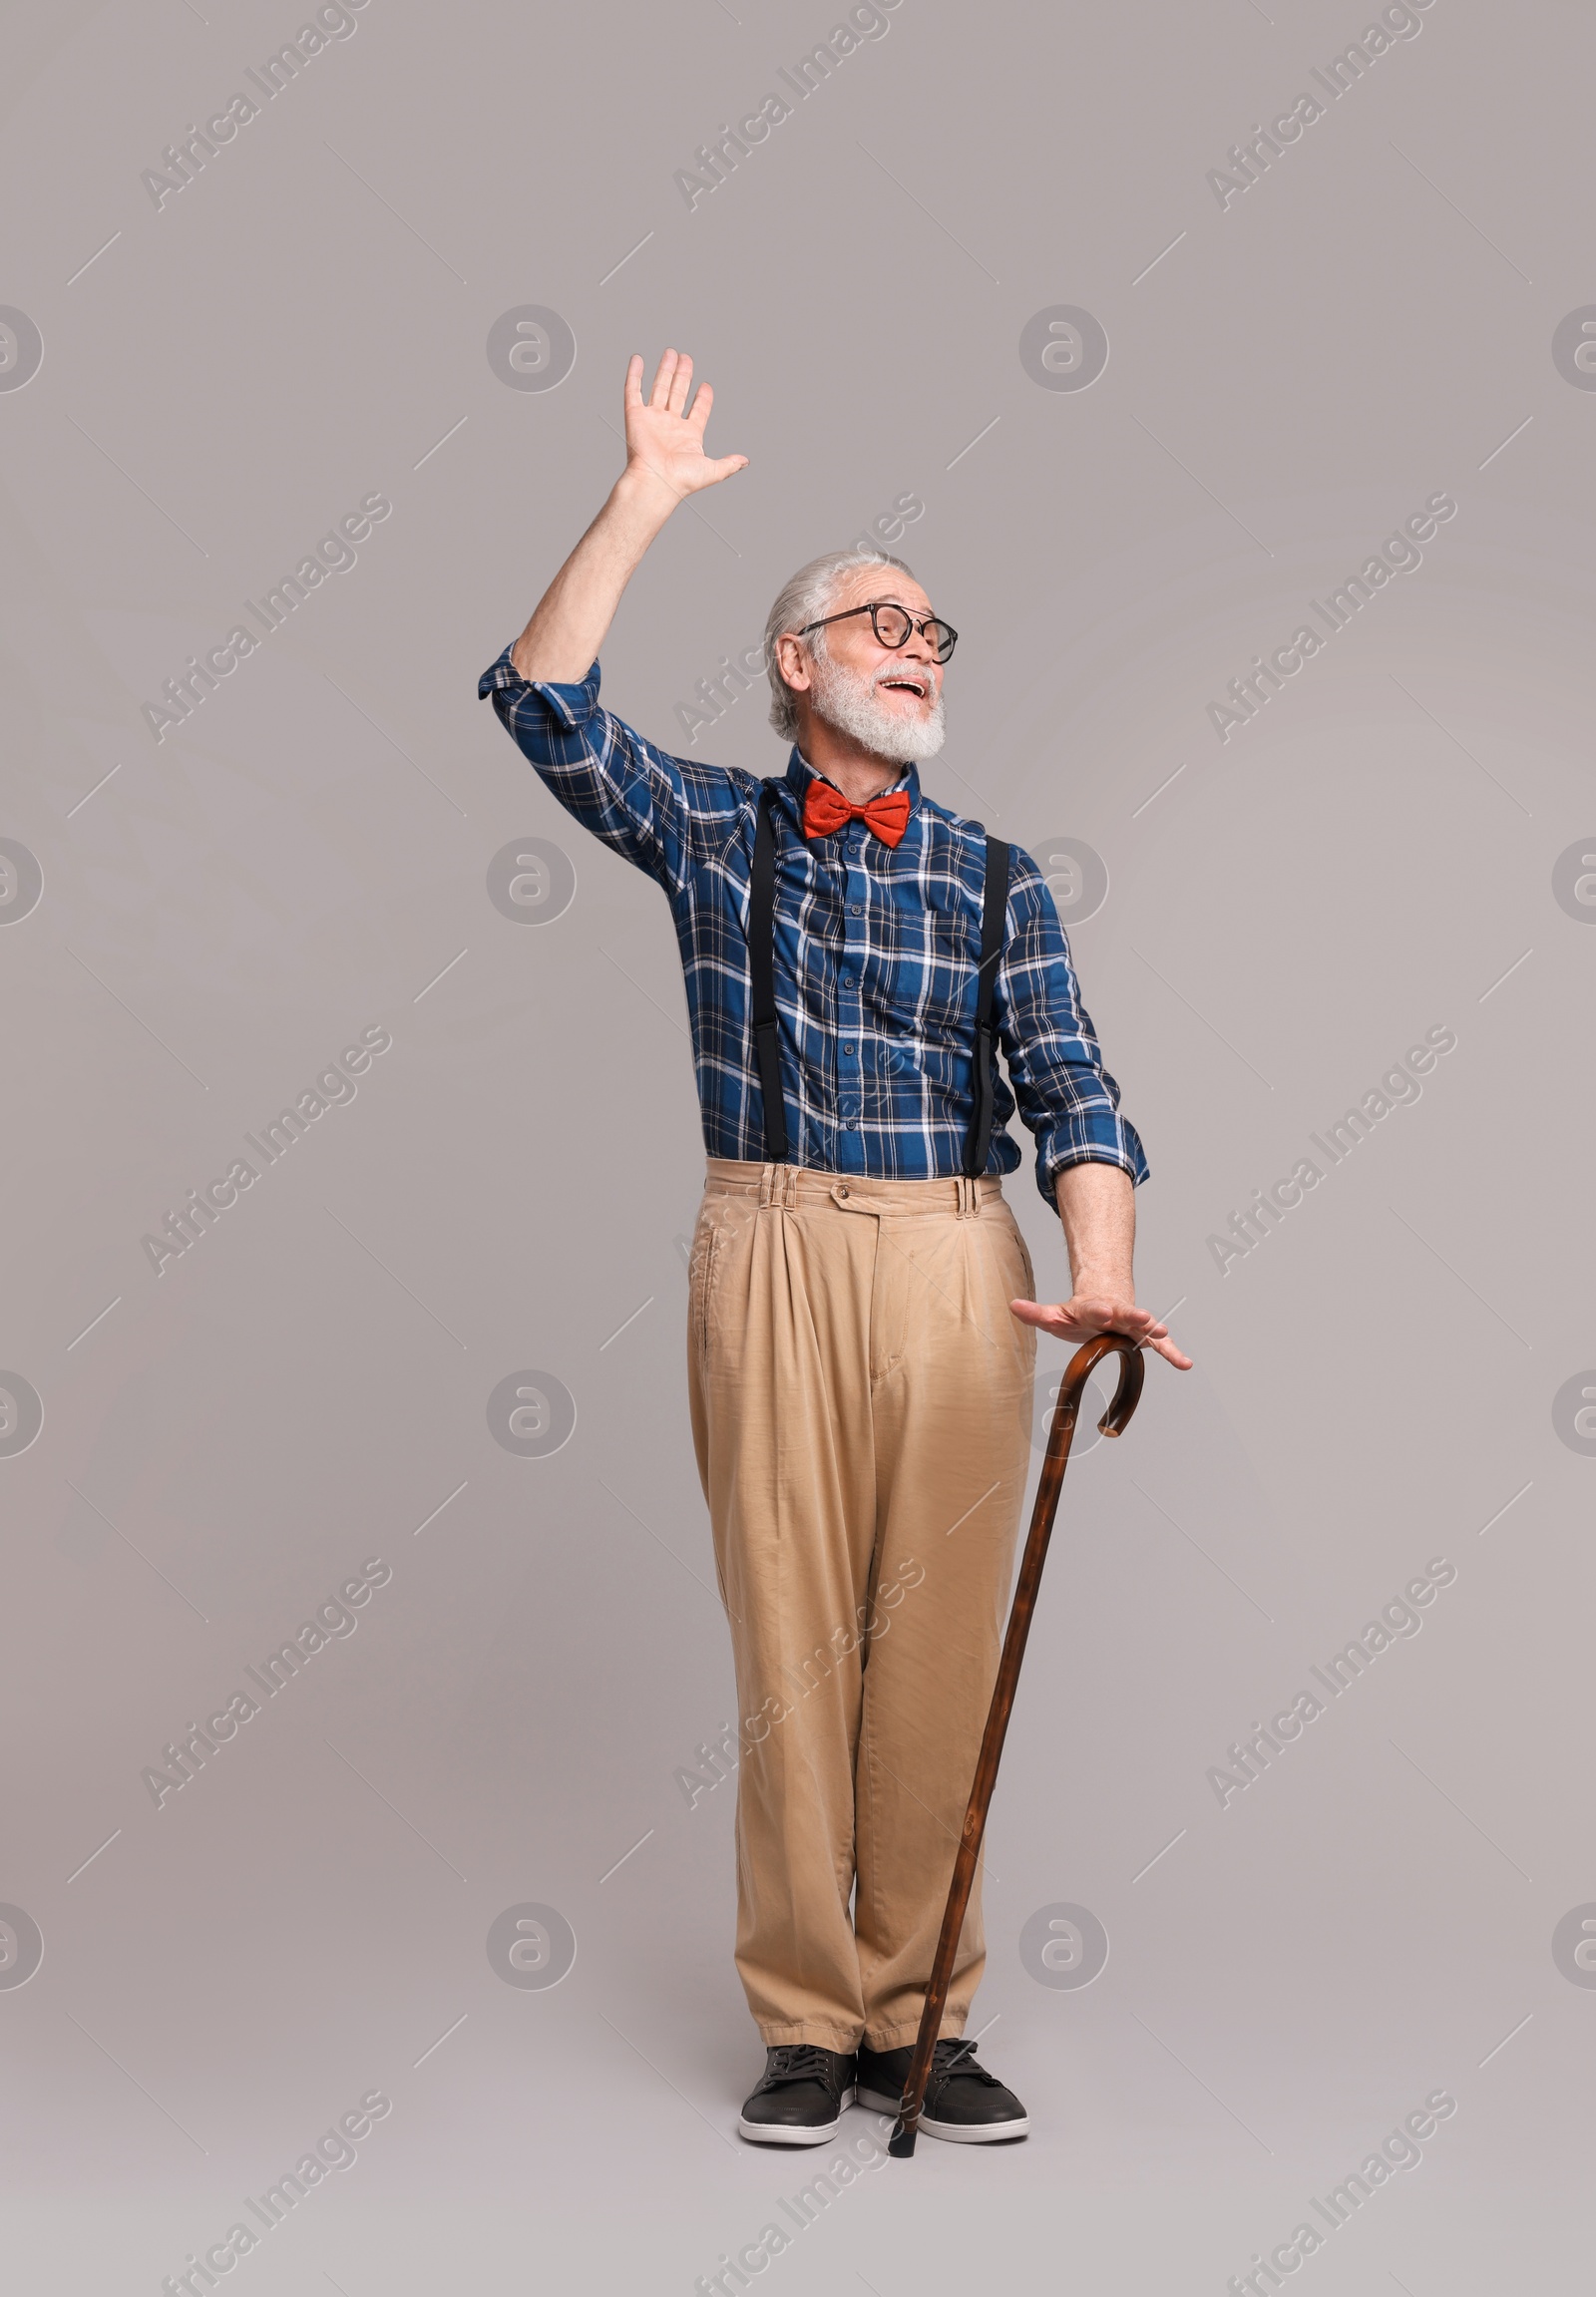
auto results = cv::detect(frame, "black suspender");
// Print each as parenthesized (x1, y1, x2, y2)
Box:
(746, 779, 1009, 1176)
(963, 828, 1010, 1179)
(750, 784, 789, 1161)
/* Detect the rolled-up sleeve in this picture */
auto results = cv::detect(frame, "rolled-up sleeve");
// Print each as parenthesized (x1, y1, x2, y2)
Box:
(477, 647, 693, 896)
(996, 844, 1150, 1207)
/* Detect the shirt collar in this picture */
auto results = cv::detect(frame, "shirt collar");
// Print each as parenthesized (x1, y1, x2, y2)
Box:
(782, 750, 922, 814)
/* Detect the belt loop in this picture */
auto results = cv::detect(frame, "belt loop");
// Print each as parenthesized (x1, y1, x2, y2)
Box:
(957, 1174, 975, 1219)
(758, 1163, 774, 1209)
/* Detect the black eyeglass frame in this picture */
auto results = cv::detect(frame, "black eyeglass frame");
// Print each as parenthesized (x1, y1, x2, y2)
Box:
(797, 601, 959, 664)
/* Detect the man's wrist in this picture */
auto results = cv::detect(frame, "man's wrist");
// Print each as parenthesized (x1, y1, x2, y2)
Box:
(610, 462, 680, 534)
(1066, 1268, 1134, 1303)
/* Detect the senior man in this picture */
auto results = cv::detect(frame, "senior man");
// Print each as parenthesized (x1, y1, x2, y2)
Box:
(479, 347, 1190, 2147)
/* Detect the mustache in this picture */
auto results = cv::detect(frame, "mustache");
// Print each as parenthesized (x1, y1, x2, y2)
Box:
(870, 660, 936, 697)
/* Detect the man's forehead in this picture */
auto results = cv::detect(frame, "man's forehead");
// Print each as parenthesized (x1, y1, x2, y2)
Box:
(834, 569, 936, 614)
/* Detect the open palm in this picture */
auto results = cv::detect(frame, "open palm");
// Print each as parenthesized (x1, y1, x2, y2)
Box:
(623, 349, 748, 507)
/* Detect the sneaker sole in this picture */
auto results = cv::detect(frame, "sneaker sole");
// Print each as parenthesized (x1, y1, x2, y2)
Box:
(855, 2083, 1029, 2142)
(737, 2085, 857, 2145)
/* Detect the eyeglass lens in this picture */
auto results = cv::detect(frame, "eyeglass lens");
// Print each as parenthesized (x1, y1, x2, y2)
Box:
(870, 604, 956, 661)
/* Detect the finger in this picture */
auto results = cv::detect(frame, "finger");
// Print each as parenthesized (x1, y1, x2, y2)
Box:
(647, 349, 677, 408)
(623, 354, 644, 410)
(666, 353, 694, 416)
(1013, 1311, 1088, 1345)
(688, 378, 714, 432)
(702, 454, 749, 483)
(1007, 1299, 1055, 1329)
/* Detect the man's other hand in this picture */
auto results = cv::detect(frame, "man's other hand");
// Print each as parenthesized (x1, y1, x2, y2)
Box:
(1009, 1294, 1194, 1371)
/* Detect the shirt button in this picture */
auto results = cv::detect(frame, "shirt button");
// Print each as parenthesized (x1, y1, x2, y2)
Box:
(850, 904, 863, 915)
(843, 1042, 855, 1054)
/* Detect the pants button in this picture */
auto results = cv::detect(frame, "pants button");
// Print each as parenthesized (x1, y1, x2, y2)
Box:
(836, 1184, 850, 1198)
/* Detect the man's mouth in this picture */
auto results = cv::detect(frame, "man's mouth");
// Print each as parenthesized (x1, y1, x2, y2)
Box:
(878, 672, 930, 702)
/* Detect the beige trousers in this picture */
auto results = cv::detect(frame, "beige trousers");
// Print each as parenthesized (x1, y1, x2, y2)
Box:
(686, 1157, 1037, 2050)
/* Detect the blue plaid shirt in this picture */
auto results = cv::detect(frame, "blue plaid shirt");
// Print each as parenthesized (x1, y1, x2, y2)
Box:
(478, 650, 1147, 1206)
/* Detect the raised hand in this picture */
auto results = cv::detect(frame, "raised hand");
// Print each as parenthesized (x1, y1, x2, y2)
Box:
(622, 349, 748, 509)
(507, 348, 749, 683)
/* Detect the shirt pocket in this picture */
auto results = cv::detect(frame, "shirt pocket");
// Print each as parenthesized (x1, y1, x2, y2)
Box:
(918, 897, 980, 1033)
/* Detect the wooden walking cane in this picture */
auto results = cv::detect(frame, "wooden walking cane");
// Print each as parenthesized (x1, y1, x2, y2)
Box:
(888, 1331, 1147, 2157)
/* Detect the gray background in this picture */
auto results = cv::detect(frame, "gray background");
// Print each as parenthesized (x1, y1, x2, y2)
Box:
(2, 0, 1592, 2288)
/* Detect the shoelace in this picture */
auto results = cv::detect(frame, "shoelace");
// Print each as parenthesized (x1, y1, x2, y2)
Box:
(924, 2039, 1002, 2104)
(763, 2044, 841, 2091)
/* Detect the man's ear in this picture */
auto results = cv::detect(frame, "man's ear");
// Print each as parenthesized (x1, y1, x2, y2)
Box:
(773, 631, 813, 693)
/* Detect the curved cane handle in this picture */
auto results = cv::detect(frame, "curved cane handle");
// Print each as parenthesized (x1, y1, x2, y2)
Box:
(1049, 1330, 1146, 1452)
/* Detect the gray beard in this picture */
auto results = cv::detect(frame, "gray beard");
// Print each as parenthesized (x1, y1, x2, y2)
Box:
(808, 651, 947, 762)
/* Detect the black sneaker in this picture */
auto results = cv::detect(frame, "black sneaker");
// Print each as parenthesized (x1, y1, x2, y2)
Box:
(856, 2037, 1028, 2143)
(737, 2044, 858, 2145)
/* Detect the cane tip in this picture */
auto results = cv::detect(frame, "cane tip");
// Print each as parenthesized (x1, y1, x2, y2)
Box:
(888, 2124, 918, 2158)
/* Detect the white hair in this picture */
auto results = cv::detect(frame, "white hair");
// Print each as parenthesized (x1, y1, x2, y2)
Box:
(762, 548, 916, 741)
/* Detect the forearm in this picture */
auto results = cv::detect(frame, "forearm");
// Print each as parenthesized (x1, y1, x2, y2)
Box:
(509, 468, 675, 684)
(1054, 1160, 1136, 1296)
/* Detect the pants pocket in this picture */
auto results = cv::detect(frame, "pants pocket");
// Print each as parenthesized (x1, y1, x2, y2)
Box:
(998, 1212, 1038, 1393)
(996, 1202, 1036, 1303)
(1013, 1220, 1036, 1302)
(687, 1205, 719, 1366)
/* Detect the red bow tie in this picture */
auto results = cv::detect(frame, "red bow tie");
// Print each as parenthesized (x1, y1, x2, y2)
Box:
(802, 780, 912, 847)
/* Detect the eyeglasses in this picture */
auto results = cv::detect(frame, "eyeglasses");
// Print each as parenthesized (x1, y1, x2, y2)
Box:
(798, 600, 959, 664)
